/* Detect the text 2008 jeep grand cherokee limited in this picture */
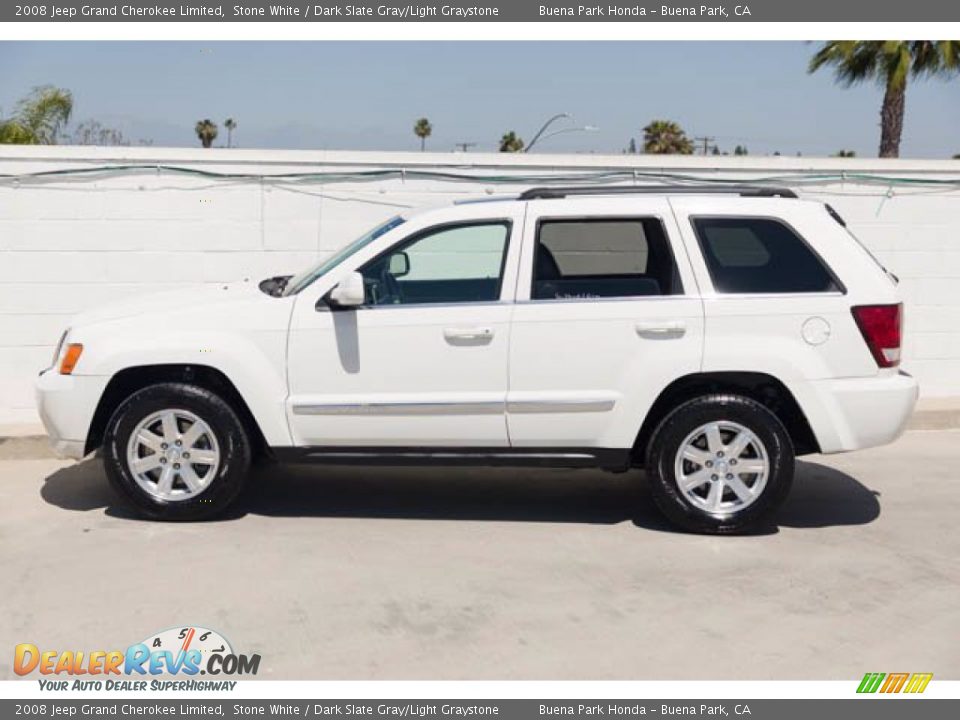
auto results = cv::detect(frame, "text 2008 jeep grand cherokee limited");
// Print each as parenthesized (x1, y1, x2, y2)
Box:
(35, 185, 918, 533)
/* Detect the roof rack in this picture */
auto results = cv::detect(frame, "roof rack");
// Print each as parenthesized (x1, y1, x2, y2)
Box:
(518, 185, 798, 200)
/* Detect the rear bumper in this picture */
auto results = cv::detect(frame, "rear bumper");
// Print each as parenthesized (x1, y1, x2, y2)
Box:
(35, 370, 108, 460)
(802, 371, 919, 454)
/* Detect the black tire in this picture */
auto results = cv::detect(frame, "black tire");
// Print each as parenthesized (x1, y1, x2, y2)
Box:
(645, 394, 794, 534)
(103, 383, 251, 521)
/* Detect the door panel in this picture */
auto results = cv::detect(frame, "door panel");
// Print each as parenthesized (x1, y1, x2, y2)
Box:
(287, 208, 524, 447)
(507, 198, 704, 449)
(287, 303, 512, 446)
(507, 299, 703, 448)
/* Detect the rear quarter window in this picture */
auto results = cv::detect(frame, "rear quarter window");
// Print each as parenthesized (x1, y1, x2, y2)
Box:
(692, 217, 840, 294)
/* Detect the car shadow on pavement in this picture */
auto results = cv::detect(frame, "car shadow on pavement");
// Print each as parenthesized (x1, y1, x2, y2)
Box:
(40, 457, 879, 534)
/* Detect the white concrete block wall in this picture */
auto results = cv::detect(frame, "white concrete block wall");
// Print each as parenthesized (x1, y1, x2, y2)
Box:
(1, 146, 959, 425)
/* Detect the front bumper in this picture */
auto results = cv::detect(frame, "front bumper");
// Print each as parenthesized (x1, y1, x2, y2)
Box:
(35, 370, 109, 460)
(803, 371, 919, 454)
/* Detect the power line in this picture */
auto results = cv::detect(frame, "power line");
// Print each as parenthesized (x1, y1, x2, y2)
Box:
(693, 136, 716, 156)
(2, 163, 960, 194)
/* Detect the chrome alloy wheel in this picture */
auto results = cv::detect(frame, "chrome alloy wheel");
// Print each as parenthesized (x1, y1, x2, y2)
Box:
(125, 409, 220, 502)
(673, 420, 770, 515)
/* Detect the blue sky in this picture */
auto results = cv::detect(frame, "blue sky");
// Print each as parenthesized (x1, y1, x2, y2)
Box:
(1, 41, 957, 157)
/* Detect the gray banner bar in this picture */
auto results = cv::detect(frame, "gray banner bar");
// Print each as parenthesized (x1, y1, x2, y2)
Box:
(1, 699, 957, 718)
(3, 0, 959, 22)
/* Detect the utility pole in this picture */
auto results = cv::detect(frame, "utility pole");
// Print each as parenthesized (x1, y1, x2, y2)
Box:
(454, 142, 477, 152)
(694, 136, 715, 156)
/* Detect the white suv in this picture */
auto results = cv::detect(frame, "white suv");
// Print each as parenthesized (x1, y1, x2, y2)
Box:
(35, 185, 918, 533)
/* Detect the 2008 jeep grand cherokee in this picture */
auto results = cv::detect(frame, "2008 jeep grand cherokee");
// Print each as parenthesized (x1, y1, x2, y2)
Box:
(36, 185, 918, 533)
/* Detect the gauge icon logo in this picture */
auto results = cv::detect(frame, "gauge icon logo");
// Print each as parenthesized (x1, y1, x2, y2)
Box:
(141, 626, 233, 659)
(134, 625, 254, 676)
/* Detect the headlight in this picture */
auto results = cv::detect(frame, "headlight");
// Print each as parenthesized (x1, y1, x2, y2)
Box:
(50, 330, 68, 369)
(49, 329, 83, 374)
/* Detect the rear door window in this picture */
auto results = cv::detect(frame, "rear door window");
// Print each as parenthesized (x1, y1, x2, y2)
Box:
(692, 217, 840, 294)
(532, 218, 683, 300)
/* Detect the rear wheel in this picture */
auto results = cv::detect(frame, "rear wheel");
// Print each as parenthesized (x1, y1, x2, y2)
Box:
(103, 383, 251, 520)
(645, 394, 794, 534)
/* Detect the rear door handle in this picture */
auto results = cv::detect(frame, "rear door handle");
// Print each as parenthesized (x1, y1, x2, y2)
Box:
(444, 327, 494, 341)
(635, 320, 687, 338)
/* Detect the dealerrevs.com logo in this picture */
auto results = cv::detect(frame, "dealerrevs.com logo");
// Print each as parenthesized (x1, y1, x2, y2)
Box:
(14, 626, 260, 691)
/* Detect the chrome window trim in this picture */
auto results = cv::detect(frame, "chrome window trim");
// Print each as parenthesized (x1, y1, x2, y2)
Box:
(323, 295, 701, 310)
(323, 295, 702, 311)
(335, 299, 513, 312)
(703, 291, 846, 300)
(513, 295, 690, 306)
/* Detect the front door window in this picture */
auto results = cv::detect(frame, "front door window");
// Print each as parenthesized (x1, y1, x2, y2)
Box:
(360, 222, 510, 306)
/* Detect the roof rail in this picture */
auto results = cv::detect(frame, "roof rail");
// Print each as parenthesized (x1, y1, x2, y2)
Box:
(518, 185, 798, 200)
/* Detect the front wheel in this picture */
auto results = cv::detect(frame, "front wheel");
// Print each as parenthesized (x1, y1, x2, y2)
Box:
(645, 394, 794, 534)
(103, 383, 251, 520)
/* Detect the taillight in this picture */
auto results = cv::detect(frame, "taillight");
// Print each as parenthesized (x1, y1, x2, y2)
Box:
(851, 304, 902, 368)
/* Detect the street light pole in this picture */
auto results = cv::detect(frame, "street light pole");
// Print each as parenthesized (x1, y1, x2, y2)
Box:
(532, 125, 600, 149)
(525, 113, 572, 152)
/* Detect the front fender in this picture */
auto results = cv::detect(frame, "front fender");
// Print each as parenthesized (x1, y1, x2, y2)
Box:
(70, 325, 293, 448)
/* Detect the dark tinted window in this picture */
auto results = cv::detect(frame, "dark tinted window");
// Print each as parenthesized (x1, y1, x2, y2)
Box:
(692, 217, 839, 294)
(532, 218, 682, 300)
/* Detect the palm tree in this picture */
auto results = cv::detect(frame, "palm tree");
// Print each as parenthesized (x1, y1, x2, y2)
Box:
(195, 119, 218, 149)
(0, 86, 73, 145)
(809, 41, 960, 158)
(224, 118, 237, 148)
(413, 117, 432, 151)
(0, 121, 36, 144)
(642, 120, 694, 155)
(70, 119, 127, 146)
(499, 131, 524, 153)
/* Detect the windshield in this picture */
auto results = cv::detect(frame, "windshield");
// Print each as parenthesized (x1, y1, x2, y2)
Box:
(282, 215, 406, 296)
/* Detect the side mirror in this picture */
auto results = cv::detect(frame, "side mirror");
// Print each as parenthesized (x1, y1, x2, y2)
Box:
(326, 271, 366, 308)
(388, 251, 410, 278)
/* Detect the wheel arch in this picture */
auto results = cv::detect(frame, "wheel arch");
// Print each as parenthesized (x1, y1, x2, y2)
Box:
(85, 364, 271, 459)
(633, 371, 820, 465)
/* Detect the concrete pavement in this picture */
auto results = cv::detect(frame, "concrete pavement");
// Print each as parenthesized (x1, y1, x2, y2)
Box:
(1, 430, 957, 680)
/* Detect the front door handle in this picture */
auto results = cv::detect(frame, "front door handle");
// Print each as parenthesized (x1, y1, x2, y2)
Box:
(444, 327, 494, 341)
(635, 320, 687, 338)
